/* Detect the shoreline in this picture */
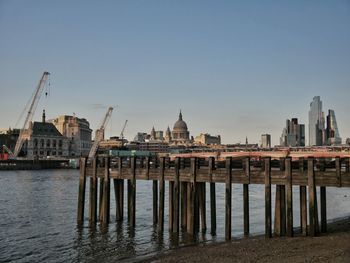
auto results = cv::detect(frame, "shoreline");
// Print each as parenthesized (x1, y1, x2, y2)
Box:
(143, 216, 350, 262)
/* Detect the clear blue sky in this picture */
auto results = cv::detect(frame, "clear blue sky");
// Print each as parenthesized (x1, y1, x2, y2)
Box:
(1, 0, 349, 145)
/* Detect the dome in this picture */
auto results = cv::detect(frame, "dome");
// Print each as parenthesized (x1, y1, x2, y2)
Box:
(173, 111, 188, 131)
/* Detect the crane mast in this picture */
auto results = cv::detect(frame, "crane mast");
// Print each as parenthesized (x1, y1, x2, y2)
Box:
(88, 107, 113, 159)
(12, 72, 50, 158)
(120, 120, 128, 139)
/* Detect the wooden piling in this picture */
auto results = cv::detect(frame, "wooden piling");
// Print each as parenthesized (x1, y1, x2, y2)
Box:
(209, 157, 216, 235)
(89, 157, 98, 224)
(153, 180, 158, 225)
(77, 157, 87, 225)
(274, 185, 282, 236)
(187, 157, 197, 235)
(336, 157, 341, 187)
(225, 157, 232, 240)
(181, 182, 187, 229)
(265, 157, 272, 238)
(169, 180, 174, 232)
(285, 158, 293, 237)
(158, 157, 165, 232)
(99, 177, 104, 222)
(128, 157, 136, 227)
(320, 186, 327, 233)
(115, 157, 124, 221)
(299, 158, 307, 236)
(308, 158, 317, 237)
(102, 157, 110, 225)
(244, 158, 250, 236)
(173, 157, 180, 233)
(199, 182, 207, 233)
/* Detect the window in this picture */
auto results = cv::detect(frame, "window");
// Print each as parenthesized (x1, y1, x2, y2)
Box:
(47, 151, 50, 156)
(40, 139, 44, 148)
(53, 140, 57, 147)
(47, 140, 51, 147)
(58, 140, 62, 148)
(34, 139, 38, 148)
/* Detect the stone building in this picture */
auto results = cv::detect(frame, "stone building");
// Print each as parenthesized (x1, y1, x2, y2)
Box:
(194, 133, 221, 145)
(171, 111, 190, 144)
(51, 114, 92, 156)
(23, 111, 69, 158)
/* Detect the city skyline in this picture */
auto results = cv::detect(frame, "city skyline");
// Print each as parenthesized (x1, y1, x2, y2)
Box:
(1, 1, 349, 145)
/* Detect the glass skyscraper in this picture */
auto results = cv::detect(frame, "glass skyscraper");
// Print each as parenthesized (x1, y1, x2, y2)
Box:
(326, 109, 342, 145)
(308, 96, 325, 146)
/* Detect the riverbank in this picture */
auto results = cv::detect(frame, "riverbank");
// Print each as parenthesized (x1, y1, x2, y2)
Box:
(145, 217, 350, 263)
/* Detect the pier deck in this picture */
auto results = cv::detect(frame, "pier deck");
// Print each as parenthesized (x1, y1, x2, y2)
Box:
(77, 152, 350, 239)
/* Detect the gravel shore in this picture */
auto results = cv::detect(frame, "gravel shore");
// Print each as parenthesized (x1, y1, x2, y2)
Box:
(145, 217, 350, 263)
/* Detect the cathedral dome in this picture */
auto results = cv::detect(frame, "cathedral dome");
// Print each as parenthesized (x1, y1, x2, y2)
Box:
(171, 111, 190, 143)
(173, 111, 188, 131)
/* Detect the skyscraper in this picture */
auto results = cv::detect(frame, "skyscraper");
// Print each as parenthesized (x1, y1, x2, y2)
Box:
(308, 96, 325, 146)
(280, 118, 305, 147)
(325, 109, 342, 145)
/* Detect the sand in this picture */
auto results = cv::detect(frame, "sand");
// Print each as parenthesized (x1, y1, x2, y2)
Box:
(144, 217, 350, 263)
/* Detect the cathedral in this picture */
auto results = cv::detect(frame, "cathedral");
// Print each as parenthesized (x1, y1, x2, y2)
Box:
(148, 110, 191, 145)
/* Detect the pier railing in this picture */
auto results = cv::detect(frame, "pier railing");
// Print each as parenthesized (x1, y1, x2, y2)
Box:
(77, 152, 350, 239)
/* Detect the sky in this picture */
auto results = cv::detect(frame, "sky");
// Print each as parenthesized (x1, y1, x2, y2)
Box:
(0, 0, 349, 145)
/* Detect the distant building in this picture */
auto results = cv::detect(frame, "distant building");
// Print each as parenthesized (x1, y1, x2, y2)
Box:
(261, 134, 271, 148)
(133, 132, 148, 142)
(280, 118, 305, 147)
(325, 109, 342, 145)
(23, 110, 69, 158)
(127, 141, 169, 153)
(346, 138, 350, 145)
(309, 96, 325, 146)
(51, 114, 92, 157)
(194, 133, 221, 145)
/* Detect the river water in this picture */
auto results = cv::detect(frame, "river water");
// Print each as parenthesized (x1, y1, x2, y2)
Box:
(1, 170, 350, 262)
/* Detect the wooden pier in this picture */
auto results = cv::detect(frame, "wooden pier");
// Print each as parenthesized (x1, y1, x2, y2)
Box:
(77, 152, 350, 239)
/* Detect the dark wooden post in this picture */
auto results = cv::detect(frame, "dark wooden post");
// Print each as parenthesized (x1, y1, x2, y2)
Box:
(225, 157, 232, 240)
(181, 181, 187, 229)
(199, 182, 207, 233)
(99, 177, 104, 222)
(152, 157, 158, 225)
(89, 157, 98, 224)
(274, 185, 282, 236)
(265, 157, 272, 238)
(336, 157, 341, 187)
(187, 157, 197, 235)
(285, 157, 293, 237)
(128, 156, 136, 227)
(169, 180, 174, 232)
(158, 157, 165, 231)
(244, 157, 250, 236)
(274, 158, 286, 236)
(77, 157, 87, 224)
(320, 158, 327, 233)
(102, 157, 110, 225)
(308, 158, 317, 237)
(299, 158, 307, 236)
(209, 157, 216, 235)
(173, 157, 180, 233)
(115, 157, 124, 221)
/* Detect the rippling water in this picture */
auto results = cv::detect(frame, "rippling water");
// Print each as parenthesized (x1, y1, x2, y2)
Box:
(1, 170, 350, 262)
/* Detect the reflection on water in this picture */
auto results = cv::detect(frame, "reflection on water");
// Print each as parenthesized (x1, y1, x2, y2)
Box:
(0, 170, 350, 262)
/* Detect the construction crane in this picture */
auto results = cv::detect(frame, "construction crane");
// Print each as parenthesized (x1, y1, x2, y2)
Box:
(120, 120, 128, 141)
(12, 72, 50, 158)
(88, 107, 114, 159)
(2, 145, 14, 156)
